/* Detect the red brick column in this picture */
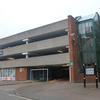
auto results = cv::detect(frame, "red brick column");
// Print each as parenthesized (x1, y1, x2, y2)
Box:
(68, 15, 80, 82)
(16, 67, 28, 81)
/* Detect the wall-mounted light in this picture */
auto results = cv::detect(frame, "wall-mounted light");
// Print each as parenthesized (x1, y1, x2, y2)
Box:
(62, 64, 67, 67)
(22, 52, 28, 59)
(57, 50, 63, 53)
(66, 45, 69, 48)
(22, 39, 29, 44)
(22, 52, 28, 55)
(22, 38, 29, 42)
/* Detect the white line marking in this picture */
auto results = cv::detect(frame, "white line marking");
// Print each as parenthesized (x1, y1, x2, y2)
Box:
(9, 94, 32, 100)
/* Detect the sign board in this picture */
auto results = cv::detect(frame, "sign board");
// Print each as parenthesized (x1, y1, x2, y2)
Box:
(85, 68, 95, 75)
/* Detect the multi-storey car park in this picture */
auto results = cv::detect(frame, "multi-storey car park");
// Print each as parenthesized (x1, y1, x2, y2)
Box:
(0, 12, 100, 82)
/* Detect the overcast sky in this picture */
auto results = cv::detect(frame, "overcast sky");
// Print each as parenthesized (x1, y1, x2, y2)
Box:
(0, 0, 100, 38)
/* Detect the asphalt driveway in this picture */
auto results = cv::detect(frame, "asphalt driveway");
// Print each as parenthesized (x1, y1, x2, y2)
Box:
(14, 81, 100, 100)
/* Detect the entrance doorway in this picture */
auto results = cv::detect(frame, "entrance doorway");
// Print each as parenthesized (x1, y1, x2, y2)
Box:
(30, 68, 48, 81)
(49, 67, 69, 81)
(30, 66, 69, 82)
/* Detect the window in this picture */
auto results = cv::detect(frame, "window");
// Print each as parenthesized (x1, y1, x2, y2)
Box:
(0, 68, 16, 80)
(85, 21, 93, 33)
(78, 21, 93, 34)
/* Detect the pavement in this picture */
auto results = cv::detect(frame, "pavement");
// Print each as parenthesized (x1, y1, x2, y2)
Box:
(0, 80, 33, 86)
(14, 81, 100, 100)
(0, 81, 33, 100)
(0, 80, 100, 100)
(0, 90, 32, 100)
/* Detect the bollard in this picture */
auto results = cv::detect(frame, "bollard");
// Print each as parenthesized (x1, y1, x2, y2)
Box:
(83, 77, 86, 88)
(96, 76, 98, 88)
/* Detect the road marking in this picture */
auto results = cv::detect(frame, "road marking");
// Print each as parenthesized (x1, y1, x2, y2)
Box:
(9, 94, 32, 100)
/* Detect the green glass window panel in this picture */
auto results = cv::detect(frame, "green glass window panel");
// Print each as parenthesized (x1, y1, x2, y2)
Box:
(78, 20, 96, 65)
(93, 13, 100, 71)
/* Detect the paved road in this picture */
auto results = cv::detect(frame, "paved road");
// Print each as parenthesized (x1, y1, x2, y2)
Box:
(0, 81, 100, 100)
(15, 81, 100, 100)
(0, 82, 33, 100)
(0, 90, 32, 100)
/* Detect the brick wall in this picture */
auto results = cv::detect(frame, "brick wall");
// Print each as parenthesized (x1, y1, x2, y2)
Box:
(68, 15, 80, 82)
(16, 67, 28, 81)
(68, 15, 98, 83)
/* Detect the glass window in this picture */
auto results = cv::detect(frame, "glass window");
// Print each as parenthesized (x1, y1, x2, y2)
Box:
(78, 23, 82, 34)
(81, 23, 85, 34)
(78, 20, 96, 64)
(85, 22, 89, 33)
(88, 21, 93, 33)
(85, 21, 93, 33)
(0, 68, 16, 80)
(78, 21, 93, 34)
